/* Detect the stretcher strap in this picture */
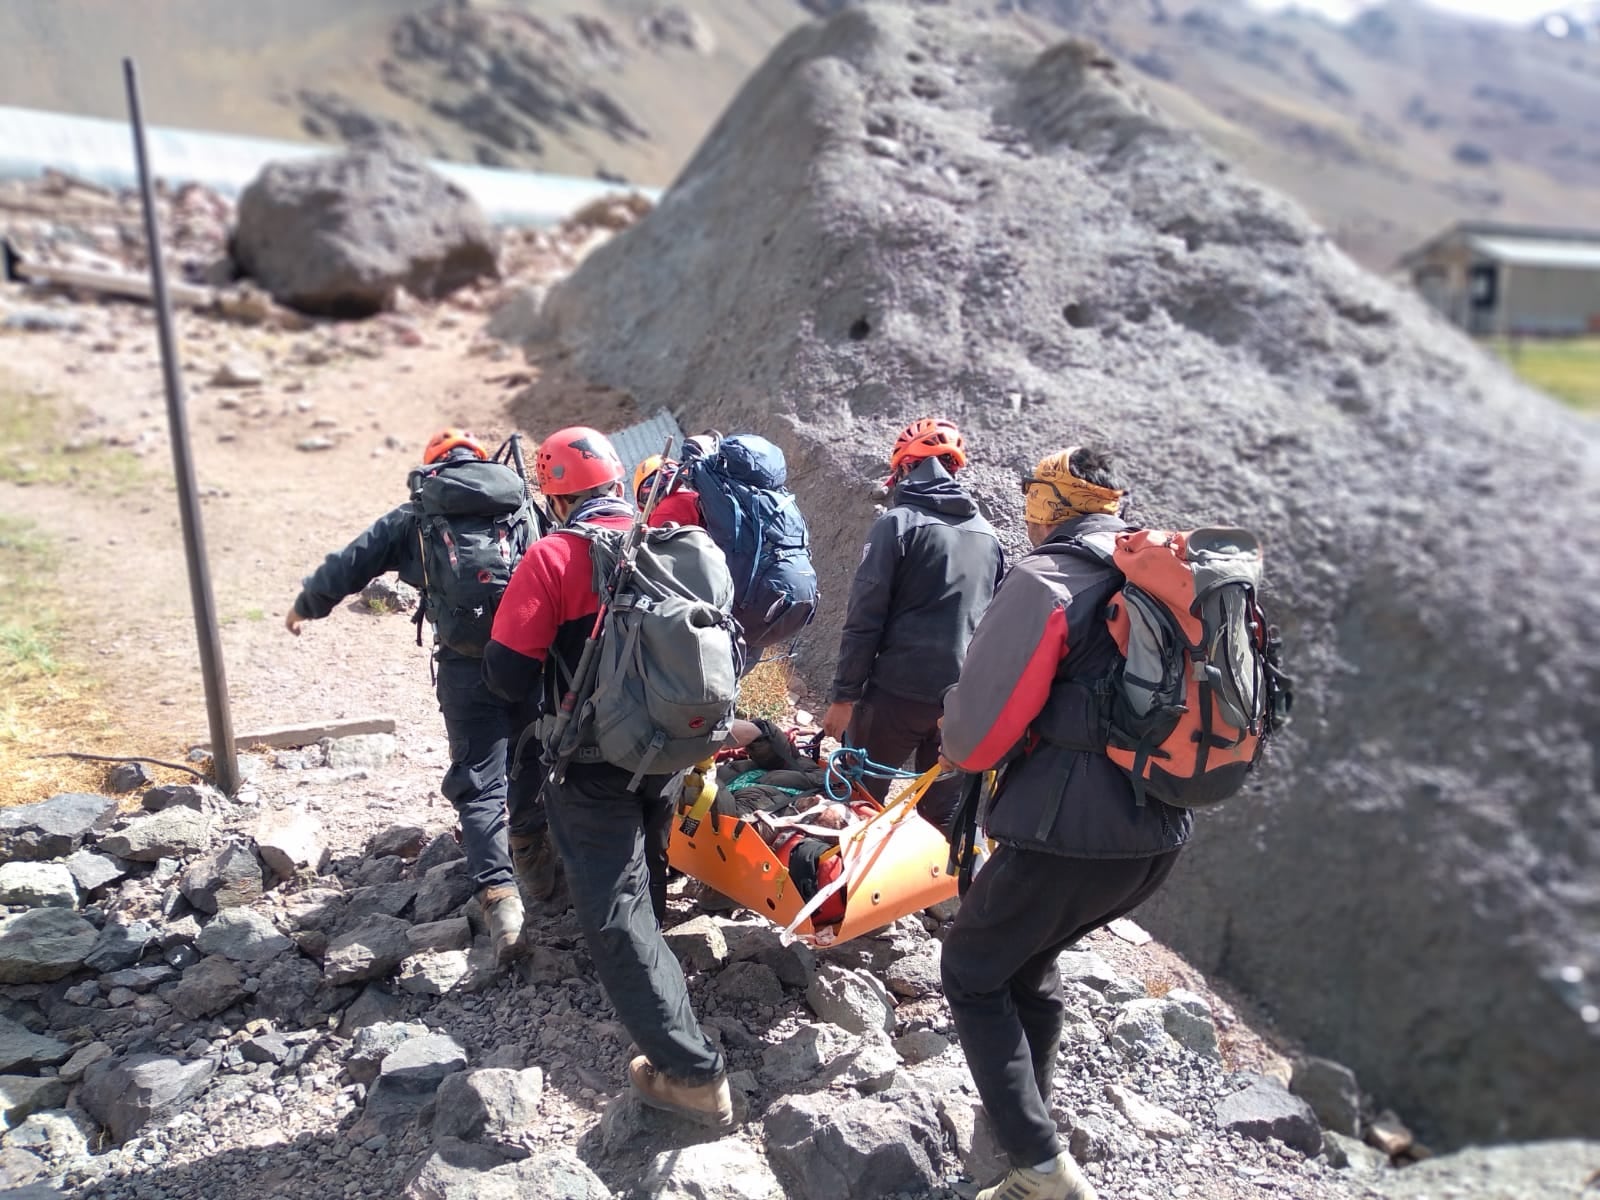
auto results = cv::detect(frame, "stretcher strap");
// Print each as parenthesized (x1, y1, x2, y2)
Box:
(677, 759, 720, 836)
(780, 764, 943, 942)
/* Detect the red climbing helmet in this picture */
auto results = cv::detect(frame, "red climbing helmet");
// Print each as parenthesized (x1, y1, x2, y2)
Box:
(535, 426, 624, 496)
(422, 428, 488, 465)
(888, 417, 967, 482)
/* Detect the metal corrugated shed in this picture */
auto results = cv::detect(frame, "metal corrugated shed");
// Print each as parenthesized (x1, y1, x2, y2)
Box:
(610, 410, 684, 484)
(1470, 235, 1600, 270)
(0, 104, 660, 227)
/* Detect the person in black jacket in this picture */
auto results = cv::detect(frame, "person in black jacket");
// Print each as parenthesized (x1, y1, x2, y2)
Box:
(284, 428, 537, 966)
(820, 417, 1004, 832)
(937, 446, 1192, 1200)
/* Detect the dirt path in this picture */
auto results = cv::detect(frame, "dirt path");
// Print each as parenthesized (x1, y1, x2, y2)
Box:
(0, 294, 546, 760)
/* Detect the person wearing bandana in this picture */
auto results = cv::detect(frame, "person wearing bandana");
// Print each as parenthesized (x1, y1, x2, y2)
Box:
(937, 446, 1193, 1200)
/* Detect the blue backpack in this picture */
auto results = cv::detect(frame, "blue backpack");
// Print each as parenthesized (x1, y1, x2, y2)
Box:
(684, 435, 819, 653)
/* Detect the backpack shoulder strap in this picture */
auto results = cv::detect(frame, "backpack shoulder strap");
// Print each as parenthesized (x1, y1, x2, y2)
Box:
(1031, 530, 1120, 570)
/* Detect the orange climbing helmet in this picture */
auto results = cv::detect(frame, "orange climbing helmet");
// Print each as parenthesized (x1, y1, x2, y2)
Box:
(888, 417, 967, 483)
(632, 453, 678, 505)
(536, 425, 624, 496)
(422, 428, 488, 465)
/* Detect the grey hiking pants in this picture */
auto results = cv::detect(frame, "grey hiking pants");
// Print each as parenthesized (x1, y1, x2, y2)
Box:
(847, 684, 962, 835)
(543, 760, 725, 1085)
(940, 845, 1181, 1167)
(436, 651, 544, 893)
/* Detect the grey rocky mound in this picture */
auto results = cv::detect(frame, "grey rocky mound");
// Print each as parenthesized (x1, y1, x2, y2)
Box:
(527, 4, 1600, 1147)
(231, 143, 499, 317)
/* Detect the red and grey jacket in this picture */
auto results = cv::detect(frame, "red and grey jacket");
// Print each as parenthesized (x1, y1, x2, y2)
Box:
(942, 512, 1192, 859)
(482, 511, 633, 710)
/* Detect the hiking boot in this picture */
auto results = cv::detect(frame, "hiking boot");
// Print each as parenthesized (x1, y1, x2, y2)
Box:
(627, 1055, 734, 1129)
(511, 833, 558, 903)
(481, 885, 525, 965)
(975, 1153, 1098, 1200)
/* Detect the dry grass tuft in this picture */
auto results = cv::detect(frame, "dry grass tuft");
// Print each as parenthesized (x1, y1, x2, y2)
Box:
(0, 516, 188, 808)
(736, 656, 797, 724)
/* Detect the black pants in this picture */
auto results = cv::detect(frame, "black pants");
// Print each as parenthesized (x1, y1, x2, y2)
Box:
(436, 652, 543, 893)
(543, 760, 724, 1085)
(847, 685, 961, 834)
(940, 845, 1181, 1168)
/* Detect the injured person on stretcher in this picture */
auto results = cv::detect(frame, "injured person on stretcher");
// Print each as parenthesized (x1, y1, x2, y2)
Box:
(668, 718, 960, 944)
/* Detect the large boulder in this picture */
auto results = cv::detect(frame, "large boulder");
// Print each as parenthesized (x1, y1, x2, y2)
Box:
(231, 145, 500, 317)
(763, 1089, 945, 1200)
(526, 5, 1600, 1146)
(79, 1054, 215, 1144)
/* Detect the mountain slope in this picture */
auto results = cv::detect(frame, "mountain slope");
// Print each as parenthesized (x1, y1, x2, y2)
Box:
(2, 0, 1598, 268)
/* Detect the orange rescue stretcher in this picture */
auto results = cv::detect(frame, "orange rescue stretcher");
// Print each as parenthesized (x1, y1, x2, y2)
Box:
(667, 760, 959, 947)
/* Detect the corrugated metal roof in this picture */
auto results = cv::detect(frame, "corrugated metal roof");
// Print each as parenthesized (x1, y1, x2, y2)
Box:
(610, 409, 684, 483)
(1469, 235, 1600, 270)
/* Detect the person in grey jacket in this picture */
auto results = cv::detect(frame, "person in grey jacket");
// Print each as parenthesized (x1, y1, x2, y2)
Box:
(820, 417, 1004, 832)
(937, 446, 1192, 1200)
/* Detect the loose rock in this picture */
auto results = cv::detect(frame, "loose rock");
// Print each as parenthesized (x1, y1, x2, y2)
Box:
(98, 807, 212, 862)
(0, 1077, 69, 1130)
(254, 806, 329, 879)
(432, 1067, 544, 1144)
(0, 910, 99, 984)
(764, 1089, 945, 1200)
(414, 860, 475, 924)
(0, 863, 77, 909)
(194, 908, 294, 963)
(325, 915, 413, 985)
(1292, 1055, 1363, 1137)
(79, 1053, 216, 1144)
(640, 1138, 784, 1200)
(178, 841, 265, 913)
(1213, 1076, 1323, 1156)
(169, 954, 246, 1019)
(805, 963, 895, 1035)
(0, 1020, 71, 1074)
(0, 793, 118, 862)
(1105, 1081, 1192, 1139)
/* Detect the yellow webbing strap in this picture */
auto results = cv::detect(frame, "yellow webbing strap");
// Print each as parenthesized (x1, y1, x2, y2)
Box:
(677, 757, 720, 836)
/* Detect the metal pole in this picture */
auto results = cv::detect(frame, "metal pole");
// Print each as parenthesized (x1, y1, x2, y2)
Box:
(123, 58, 240, 795)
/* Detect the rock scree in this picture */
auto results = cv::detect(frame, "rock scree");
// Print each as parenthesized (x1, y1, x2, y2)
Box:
(525, 3, 1600, 1147)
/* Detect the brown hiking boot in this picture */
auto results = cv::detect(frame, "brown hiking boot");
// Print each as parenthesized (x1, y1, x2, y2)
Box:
(510, 832, 558, 903)
(627, 1055, 734, 1129)
(975, 1153, 1098, 1200)
(480, 885, 525, 965)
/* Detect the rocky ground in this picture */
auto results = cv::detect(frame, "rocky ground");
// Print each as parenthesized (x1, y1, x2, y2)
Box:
(0, 151, 1590, 1199)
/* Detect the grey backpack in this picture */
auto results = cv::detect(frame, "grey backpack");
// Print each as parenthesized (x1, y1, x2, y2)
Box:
(570, 523, 743, 787)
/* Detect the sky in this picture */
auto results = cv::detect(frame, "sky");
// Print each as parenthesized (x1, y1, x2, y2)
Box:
(1249, 0, 1565, 21)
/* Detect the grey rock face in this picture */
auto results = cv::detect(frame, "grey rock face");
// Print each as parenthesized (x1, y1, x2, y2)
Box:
(368, 824, 428, 860)
(1292, 1055, 1363, 1137)
(82, 918, 154, 973)
(527, 1, 1600, 1145)
(415, 832, 466, 876)
(0, 1019, 71, 1074)
(178, 842, 265, 913)
(1367, 1140, 1600, 1199)
(894, 1029, 950, 1065)
(253, 806, 329, 879)
(194, 908, 294, 963)
(762, 1023, 842, 1087)
(640, 1138, 784, 1200)
(884, 949, 941, 1000)
(407, 917, 473, 955)
(815, 1030, 899, 1095)
(349, 1021, 431, 1085)
(0, 1077, 69, 1129)
(60, 850, 128, 897)
(0, 910, 98, 983)
(1058, 951, 1148, 1004)
(169, 955, 246, 1019)
(97, 808, 211, 863)
(0, 793, 118, 861)
(764, 1089, 945, 1200)
(413, 860, 475, 925)
(432, 1067, 544, 1144)
(252, 956, 325, 1025)
(398, 950, 471, 996)
(79, 1053, 216, 1144)
(324, 915, 413, 985)
(0, 863, 77, 909)
(1214, 1076, 1324, 1156)
(805, 963, 895, 1035)
(140, 783, 221, 813)
(232, 147, 499, 317)
(663, 915, 729, 971)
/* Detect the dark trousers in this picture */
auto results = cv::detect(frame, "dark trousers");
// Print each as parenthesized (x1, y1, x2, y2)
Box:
(940, 845, 1181, 1167)
(543, 761, 724, 1085)
(847, 685, 961, 834)
(436, 652, 543, 892)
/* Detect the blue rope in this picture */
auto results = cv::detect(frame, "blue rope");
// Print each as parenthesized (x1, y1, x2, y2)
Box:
(823, 744, 920, 801)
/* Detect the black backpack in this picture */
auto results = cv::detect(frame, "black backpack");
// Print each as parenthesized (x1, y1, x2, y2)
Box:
(408, 457, 535, 657)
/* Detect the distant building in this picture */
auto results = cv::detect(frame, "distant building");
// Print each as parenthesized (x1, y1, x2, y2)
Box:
(1397, 221, 1600, 337)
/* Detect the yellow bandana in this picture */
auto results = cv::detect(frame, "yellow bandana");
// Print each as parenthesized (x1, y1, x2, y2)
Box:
(1022, 447, 1125, 526)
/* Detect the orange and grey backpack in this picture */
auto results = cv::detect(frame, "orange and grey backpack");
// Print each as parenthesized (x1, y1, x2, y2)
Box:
(1055, 527, 1293, 808)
